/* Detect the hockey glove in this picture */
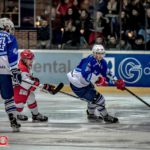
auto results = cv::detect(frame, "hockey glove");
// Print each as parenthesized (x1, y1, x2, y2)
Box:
(11, 68, 22, 84)
(43, 84, 55, 94)
(30, 76, 40, 83)
(95, 76, 108, 86)
(115, 79, 125, 90)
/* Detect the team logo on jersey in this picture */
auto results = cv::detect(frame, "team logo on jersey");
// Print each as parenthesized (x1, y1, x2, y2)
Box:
(13, 48, 18, 54)
(118, 58, 142, 84)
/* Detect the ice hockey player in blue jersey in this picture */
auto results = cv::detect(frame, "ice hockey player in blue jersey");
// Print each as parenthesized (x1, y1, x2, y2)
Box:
(0, 18, 22, 131)
(67, 44, 125, 123)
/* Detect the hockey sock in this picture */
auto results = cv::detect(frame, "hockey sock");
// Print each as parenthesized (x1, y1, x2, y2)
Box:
(15, 102, 24, 113)
(27, 100, 38, 115)
(94, 94, 108, 117)
(4, 98, 17, 117)
(87, 102, 97, 114)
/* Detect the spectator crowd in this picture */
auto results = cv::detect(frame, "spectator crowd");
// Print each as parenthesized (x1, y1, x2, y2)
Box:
(35, 0, 150, 50)
(2, 0, 149, 50)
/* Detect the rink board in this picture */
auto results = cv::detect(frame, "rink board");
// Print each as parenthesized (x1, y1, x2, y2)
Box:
(19, 50, 150, 87)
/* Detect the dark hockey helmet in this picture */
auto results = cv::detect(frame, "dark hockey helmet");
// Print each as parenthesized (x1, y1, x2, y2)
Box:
(20, 49, 35, 60)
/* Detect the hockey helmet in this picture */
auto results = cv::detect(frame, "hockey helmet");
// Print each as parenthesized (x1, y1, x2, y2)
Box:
(0, 18, 15, 34)
(92, 44, 105, 54)
(20, 49, 35, 60)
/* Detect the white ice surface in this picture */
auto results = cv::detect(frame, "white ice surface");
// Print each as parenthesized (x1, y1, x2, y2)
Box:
(0, 91, 150, 150)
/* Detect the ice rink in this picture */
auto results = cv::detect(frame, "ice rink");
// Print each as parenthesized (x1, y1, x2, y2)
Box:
(0, 90, 150, 150)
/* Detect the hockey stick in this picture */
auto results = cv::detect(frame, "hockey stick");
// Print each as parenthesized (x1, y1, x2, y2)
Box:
(123, 87, 150, 107)
(5, 66, 64, 95)
(59, 90, 91, 102)
(21, 79, 64, 95)
(59, 90, 82, 99)
(6, 66, 64, 95)
(107, 75, 150, 108)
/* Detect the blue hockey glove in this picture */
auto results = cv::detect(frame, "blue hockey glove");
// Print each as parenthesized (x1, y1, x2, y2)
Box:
(11, 68, 22, 84)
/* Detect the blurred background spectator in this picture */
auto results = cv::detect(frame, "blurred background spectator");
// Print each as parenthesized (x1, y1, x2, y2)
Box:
(0, 0, 19, 26)
(37, 20, 50, 49)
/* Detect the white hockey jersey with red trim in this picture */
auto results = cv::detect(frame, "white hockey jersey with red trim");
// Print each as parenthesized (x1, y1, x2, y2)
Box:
(13, 60, 35, 103)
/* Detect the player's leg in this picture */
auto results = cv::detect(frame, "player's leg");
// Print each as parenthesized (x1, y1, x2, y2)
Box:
(87, 102, 103, 120)
(27, 92, 48, 122)
(15, 102, 28, 121)
(92, 92, 118, 123)
(14, 87, 29, 121)
(70, 83, 118, 123)
(0, 75, 21, 131)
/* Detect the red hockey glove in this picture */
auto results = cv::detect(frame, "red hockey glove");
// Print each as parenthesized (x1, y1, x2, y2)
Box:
(115, 79, 125, 90)
(30, 76, 40, 83)
(43, 84, 55, 93)
(29, 76, 40, 92)
(95, 76, 108, 86)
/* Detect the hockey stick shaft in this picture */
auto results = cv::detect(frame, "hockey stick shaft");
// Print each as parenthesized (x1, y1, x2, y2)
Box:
(21, 79, 48, 93)
(59, 90, 87, 101)
(124, 87, 150, 107)
(6, 66, 63, 94)
(21, 79, 63, 95)
(107, 75, 150, 107)
(59, 91, 79, 99)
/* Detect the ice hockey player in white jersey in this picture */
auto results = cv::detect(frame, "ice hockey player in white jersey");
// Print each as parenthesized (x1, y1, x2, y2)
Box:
(0, 18, 22, 131)
(67, 44, 125, 123)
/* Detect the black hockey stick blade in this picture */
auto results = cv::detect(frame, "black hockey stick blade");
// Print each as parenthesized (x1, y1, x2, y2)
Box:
(52, 83, 64, 95)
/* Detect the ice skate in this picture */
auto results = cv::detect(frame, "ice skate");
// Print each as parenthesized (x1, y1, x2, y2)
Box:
(86, 110, 103, 121)
(32, 113, 48, 122)
(103, 114, 119, 123)
(17, 114, 28, 121)
(9, 113, 21, 132)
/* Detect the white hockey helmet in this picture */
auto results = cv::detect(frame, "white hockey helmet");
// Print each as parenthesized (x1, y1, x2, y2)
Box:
(0, 18, 15, 34)
(92, 44, 105, 54)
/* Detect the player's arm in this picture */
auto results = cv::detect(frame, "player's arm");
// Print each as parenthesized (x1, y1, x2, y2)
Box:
(20, 72, 59, 93)
(7, 35, 22, 83)
(7, 35, 18, 69)
(95, 60, 108, 86)
(103, 60, 125, 90)
(95, 59, 125, 90)
(19, 71, 40, 92)
(82, 63, 92, 82)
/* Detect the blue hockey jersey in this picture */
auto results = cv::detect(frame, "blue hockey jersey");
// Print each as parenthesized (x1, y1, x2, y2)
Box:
(67, 54, 110, 88)
(0, 31, 19, 74)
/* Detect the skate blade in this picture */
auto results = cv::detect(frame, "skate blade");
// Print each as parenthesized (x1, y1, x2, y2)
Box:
(104, 120, 119, 124)
(32, 120, 48, 123)
(87, 117, 103, 123)
(12, 127, 20, 132)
